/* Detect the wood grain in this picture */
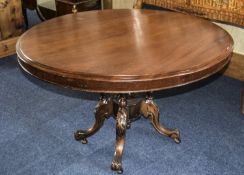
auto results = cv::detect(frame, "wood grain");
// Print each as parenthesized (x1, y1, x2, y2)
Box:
(17, 10, 233, 93)
(0, 37, 19, 58)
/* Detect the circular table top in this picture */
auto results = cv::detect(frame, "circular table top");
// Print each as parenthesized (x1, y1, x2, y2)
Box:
(17, 9, 233, 93)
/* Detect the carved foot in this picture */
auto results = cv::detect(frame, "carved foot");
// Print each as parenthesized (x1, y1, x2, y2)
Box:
(111, 96, 128, 174)
(140, 94, 181, 144)
(74, 95, 113, 143)
(111, 161, 123, 174)
(170, 129, 181, 144)
(74, 131, 88, 144)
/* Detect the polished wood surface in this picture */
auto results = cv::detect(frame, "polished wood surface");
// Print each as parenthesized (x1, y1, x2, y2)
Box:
(134, 0, 244, 115)
(16, 9, 234, 173)
(17, 9, 233, 93)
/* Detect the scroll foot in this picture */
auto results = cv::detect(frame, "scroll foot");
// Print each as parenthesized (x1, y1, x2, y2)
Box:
(74, 95, 113, 143)
(171, 129, 181, 144)
(111, 162, 123, 174)
(140, 94, 181, 144)
(74, 131, 88, 144)
(111, 96, 128, 174)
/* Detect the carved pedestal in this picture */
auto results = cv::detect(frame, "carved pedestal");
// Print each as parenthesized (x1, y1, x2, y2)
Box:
(74, 93, 180, 174)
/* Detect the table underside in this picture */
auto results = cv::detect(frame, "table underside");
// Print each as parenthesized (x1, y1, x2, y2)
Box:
(74, 93, 180, 174)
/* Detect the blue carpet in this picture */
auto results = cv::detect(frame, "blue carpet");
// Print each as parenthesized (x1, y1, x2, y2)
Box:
(1, 10, 244, 175)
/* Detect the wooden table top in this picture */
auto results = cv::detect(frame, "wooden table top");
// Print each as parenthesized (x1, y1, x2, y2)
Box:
(17, 9, 233, 93)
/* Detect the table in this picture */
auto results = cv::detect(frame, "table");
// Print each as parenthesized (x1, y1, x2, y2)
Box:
(16, 9, 233, 173)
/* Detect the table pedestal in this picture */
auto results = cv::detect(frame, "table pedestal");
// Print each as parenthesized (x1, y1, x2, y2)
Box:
(74, 93, 181, 174)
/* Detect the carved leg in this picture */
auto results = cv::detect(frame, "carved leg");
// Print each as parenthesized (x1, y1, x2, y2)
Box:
(74, 95, 113, 144)
(140, 94, 181, 144)
(111, 96, 128, 174)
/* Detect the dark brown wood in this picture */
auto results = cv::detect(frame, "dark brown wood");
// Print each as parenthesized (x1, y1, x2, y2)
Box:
(74, 95, 114, 144)
(55, 0, 101, 16)
(17, 10, 233, 93)
(134, 0, 244, 115)
(75, 94, 180, 173)
(111, 96, 128, 174)
(22, 0, 101, 22)
(15, 9, 235, 173)
(22, 0, 37, 10)
(139, 93, 180, 143)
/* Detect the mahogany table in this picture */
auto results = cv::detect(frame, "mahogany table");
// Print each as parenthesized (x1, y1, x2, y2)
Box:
(16, 9, 233, 173)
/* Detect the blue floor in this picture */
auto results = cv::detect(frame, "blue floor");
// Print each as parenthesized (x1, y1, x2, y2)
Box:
(1, 10, 244, 175)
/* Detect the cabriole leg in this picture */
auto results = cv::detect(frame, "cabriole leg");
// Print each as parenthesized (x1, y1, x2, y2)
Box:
(140, 93, 181, 144)
(111, 96, 128, 174)
(74, 94, 113, 144)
